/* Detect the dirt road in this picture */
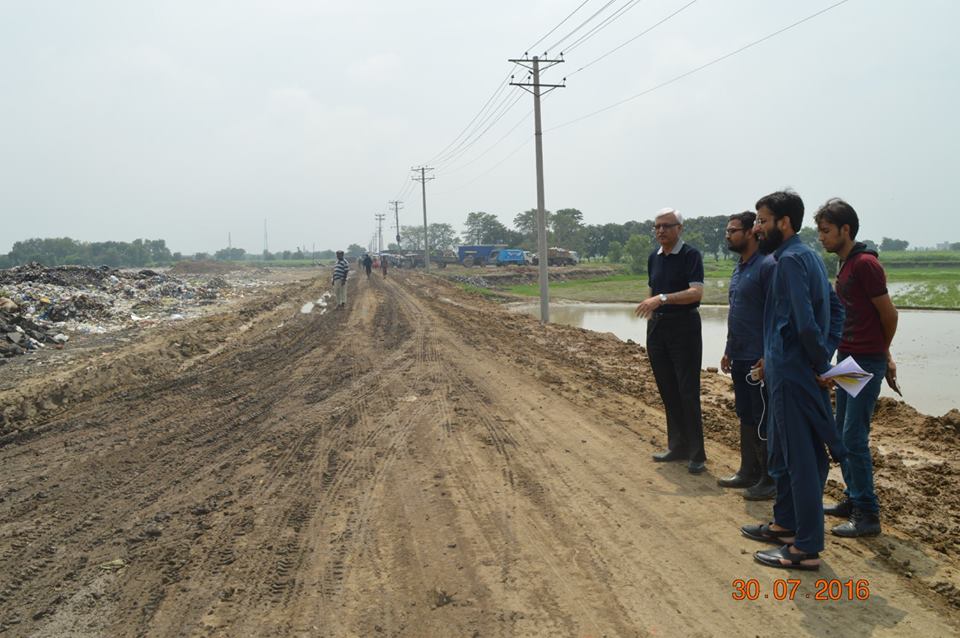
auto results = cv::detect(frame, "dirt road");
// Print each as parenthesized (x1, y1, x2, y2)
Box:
(2, 270, 958, 637)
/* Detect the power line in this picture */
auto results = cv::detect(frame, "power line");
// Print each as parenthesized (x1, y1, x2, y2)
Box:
(549, 0, 852, 131)
(423, 70, 514, 165)
(440, 106, 532, 176)
(435, 137, 533, 195)
(568, 0, 699, 78)
(544, 0, 619, 54)
(562, 0, 649, 55)
(430, 85, 524, 167)
(432, 89, 527, 169)
(526, 0, 594, 54)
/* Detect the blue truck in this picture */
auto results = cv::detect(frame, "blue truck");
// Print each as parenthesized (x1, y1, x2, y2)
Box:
(457, 245, 506, 266)
(491, 248, 526, 266)
(458, 245, 529, 266)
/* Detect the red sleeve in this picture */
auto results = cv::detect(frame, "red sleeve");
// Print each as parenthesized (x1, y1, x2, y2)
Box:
(856, 255, 887, 299)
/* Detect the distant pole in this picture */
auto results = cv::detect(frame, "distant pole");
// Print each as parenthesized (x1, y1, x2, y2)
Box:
(389, 200, 403, 246)
(228, 232, 232, 250)
(411, 167, 434, 269)
(510, 54, 564, 324)
(263, 219, 268, 256)
(375, 213, 386, 254)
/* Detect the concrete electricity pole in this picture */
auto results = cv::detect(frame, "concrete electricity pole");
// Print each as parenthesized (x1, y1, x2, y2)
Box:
(411, 167, 434, 270)
(389, 200, 403, 247)
(375, 213, 386, 254)
(509, 55, 564, 324)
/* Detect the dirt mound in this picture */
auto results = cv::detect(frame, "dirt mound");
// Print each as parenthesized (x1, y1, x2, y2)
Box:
(442, 265, 620, 288)
(168, 260, 246, 275)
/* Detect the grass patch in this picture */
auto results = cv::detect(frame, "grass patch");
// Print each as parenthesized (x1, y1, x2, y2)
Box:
(505, 273, 729, 304)
(500, 255, 960, 308)
(885, 269, 960, 282)
(878, 251, 960, 264)
(891, 282, 960, 309)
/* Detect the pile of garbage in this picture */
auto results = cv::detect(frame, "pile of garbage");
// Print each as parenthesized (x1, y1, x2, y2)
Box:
(0, 302, 67, 358)
(0, 263, 231, 359)
(448, 274, 492, 289)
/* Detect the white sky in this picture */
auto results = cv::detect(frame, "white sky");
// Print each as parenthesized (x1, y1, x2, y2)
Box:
(2, 0, 958, 255)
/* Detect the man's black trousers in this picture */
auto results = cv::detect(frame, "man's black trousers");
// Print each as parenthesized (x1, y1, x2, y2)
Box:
(646, 311, 706, 463)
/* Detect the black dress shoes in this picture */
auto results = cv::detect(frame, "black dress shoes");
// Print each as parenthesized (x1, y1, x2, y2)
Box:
(744, 477, 776, 501)
(688, 461, 706, 474)
(717, 473, 755, 488)
(652, 450, 686, 463)
(831, 508, 881, 537)
(824, 497, 852, 518)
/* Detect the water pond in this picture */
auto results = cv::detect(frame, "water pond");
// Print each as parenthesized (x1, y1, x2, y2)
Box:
(510, 303, 959, 417)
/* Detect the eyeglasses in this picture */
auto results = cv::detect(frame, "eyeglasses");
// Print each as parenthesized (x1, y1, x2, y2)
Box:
(653, 223, 680, 231)
(724, 227, 746, 236)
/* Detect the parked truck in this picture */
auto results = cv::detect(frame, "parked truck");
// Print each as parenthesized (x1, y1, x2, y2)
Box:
(457, 244, 506, 266)
(531, 247, 579, 266)
(400, 250, 459, 268)
(491, 248, 527, 266)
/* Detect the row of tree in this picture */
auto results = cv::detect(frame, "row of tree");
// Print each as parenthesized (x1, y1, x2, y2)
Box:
(391, 209, 919, 275)
(0, 217, 923, 270)
(2, 237, 174, 268)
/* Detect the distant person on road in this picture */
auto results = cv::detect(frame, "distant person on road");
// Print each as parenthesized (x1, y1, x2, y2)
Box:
(381, 254, 388, 278)
(816, 198, 899, 538)
(718, 211, 777, 500)
(634, 207, 707, 475)
(741, 190, 845, 572)
(332, 250, 349, 309)
(362, 254, 373, 280)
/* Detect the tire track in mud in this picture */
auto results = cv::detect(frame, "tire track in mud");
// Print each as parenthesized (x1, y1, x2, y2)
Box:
(361, 280, 589, 635)
(390, 279, 636, 635)
(0, 280, 375, 634)
(175, 278, 430, 635)
(428, 286, 706, 634)
(280, 281, 436, 634)
(138, 284, 394, 633)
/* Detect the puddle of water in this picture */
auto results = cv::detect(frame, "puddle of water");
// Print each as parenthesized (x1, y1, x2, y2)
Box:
(511, 303, 959, 416)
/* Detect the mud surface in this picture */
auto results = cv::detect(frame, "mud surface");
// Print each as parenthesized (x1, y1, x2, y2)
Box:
(1, 270, 958, 636)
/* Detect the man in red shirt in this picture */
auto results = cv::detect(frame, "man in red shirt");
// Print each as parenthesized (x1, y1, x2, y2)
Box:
(816, 198, 899, 537)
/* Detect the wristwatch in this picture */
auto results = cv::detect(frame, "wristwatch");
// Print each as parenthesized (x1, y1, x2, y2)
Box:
(659, 293, 668, 304)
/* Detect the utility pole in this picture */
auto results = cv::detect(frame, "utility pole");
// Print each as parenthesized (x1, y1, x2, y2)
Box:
(509, 55, 564, 324)
(263, 219, 268, 256)
(375, 213, 386, 254)
(411, 167, 434, 270)
(389, 200, 403, 247)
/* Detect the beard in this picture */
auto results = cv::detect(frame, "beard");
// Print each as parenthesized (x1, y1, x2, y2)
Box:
(758, 225, 784, 254)
(726, 239, 743, 254)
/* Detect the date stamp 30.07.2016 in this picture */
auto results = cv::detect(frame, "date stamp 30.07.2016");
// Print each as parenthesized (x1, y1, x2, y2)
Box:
(732, 578, 870, 601)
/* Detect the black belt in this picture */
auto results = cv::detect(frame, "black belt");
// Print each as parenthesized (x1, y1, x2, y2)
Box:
(652, 306, 699, 317)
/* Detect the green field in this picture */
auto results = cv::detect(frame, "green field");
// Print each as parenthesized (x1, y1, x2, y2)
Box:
(502, 254, 960, 309)
(505, 273, 729, 305)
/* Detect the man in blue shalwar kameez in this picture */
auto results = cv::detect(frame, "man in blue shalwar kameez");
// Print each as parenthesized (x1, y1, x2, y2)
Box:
(740, 191, 845, 571)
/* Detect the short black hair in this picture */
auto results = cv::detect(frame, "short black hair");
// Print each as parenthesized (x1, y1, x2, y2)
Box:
(755, 190, 804, 232)
(728, 211, 757, 230)
(814, 198, 859, 240)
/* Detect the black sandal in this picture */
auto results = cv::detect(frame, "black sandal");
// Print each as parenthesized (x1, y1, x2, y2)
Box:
(740, 522, 796, 544)
(754, 544, 820, 571)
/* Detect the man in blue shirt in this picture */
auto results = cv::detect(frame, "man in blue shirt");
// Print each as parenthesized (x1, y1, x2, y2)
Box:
(635, 208, 707, 474)
(718, 211, 776, 500)
(740, 191, 845, 571)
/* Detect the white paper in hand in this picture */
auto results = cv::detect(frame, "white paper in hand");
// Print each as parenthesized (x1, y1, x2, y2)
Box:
(821, 357, 874, 398)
